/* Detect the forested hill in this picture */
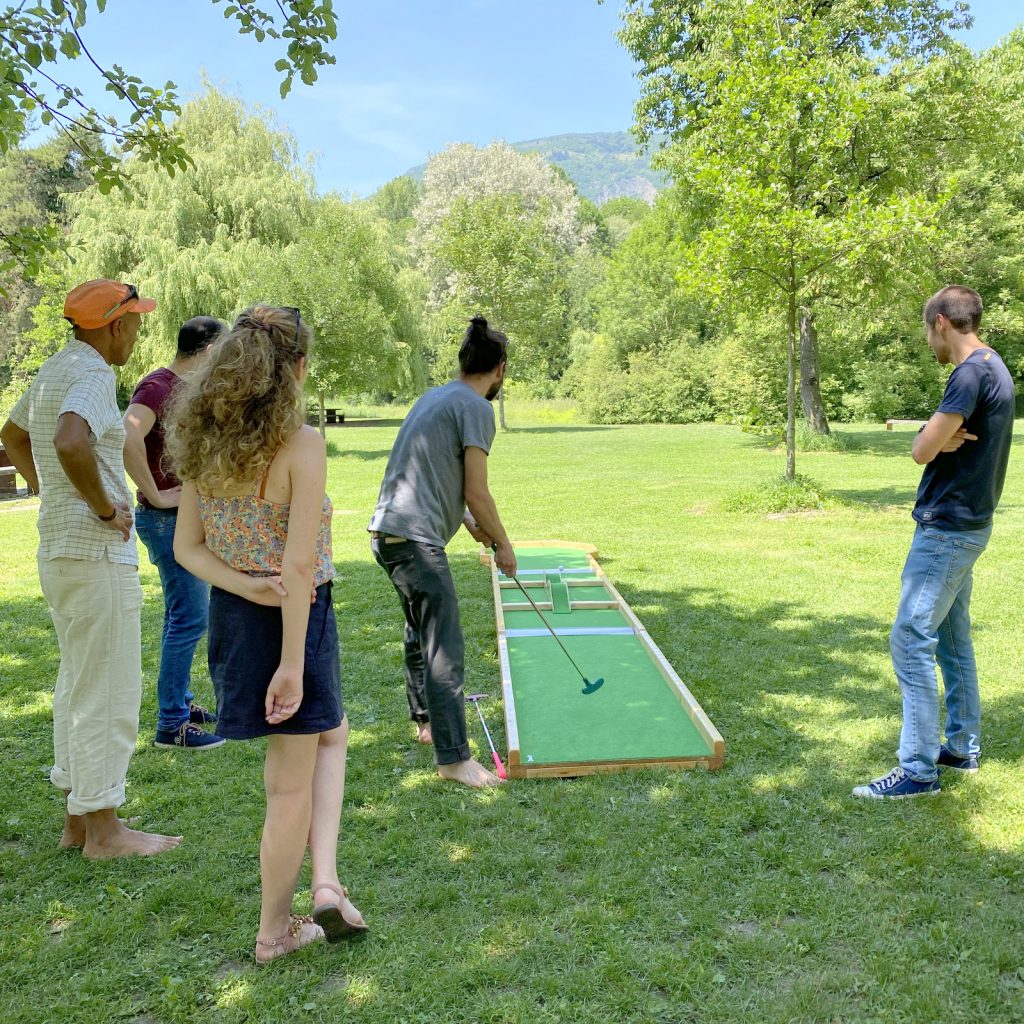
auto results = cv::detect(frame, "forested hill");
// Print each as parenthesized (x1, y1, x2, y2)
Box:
(406, 131, 665, 204)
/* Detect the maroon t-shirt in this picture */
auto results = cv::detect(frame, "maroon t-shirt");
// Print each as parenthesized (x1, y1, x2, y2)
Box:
(129, 367, 180, 509)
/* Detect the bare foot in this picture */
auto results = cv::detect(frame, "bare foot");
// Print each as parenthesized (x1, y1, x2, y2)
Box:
(60, 816, 86, 849)
(82, 813, 182, 860)
(59, 796, 142, 850)
(416, 723, 432, 745)
(437, 757, 504, 788)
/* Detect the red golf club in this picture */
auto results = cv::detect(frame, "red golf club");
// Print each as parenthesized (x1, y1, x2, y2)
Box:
(466, 692, 507, 779)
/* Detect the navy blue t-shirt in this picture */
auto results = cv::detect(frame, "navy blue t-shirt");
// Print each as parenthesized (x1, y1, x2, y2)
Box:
(913, 348, 1015, 531)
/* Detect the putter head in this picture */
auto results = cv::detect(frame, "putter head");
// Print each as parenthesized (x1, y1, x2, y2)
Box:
(581, 677, 604, 695)
(466, 692, 488, 703)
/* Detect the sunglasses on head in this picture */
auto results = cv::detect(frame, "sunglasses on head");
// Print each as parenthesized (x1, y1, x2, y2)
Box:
(101, 283, 138, 321)
(281, 306, 301, 337)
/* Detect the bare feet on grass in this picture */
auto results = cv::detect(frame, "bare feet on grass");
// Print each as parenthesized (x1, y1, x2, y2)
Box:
(60, 815, 86, 849)
(416, 722, 432, 745)
(80, 809, 182, 859)
(437, 757, 505, 789)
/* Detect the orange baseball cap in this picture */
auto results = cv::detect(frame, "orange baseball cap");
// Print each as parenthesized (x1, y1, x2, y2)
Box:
(63, 279, 157, 329)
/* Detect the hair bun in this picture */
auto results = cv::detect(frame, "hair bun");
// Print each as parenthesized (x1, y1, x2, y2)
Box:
(470, 315, 488, 332)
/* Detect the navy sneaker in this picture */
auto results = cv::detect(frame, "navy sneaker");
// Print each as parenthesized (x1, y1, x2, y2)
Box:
(154, 723, 226, 750)
(938, 746, 980, 773)
(188, 701, 217, 725)
(852, 766, 940, 799)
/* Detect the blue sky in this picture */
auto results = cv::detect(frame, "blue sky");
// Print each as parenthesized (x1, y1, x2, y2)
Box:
(34, 0, 1024, 198)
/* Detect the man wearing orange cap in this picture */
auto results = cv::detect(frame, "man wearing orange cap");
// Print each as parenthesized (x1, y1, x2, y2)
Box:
(1, 280, 182, 858)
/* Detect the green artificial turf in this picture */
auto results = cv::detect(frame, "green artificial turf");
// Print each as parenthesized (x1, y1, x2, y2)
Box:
(1, 416, 1023, 1024)
(506, 633, 714, 764)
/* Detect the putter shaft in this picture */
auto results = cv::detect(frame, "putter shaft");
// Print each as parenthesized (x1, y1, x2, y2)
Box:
(508, 573, 593, 685)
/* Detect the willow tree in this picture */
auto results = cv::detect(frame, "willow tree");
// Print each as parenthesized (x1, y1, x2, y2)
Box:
(619, 0, 976, 474)
(0, 0, 336, 274)
(35, 87, 315, 380)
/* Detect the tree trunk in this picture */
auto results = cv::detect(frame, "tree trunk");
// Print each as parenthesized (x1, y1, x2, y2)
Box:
(799, 310, 831, 435)
(786, 290, 797, 481)
(498, 387, 507, 430)
(318, 391, 326, 441)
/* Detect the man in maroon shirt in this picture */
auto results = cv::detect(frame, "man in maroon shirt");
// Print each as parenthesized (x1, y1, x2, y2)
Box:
(124, 317, 225, 750)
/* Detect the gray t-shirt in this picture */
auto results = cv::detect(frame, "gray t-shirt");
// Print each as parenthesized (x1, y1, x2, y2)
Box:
(368, 381, 496, 547)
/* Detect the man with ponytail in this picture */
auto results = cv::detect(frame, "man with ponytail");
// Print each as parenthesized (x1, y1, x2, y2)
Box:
(370, 315, 516, 789)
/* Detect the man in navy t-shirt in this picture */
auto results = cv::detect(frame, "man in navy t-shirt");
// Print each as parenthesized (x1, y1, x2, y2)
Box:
(855, 285, 1015, 799)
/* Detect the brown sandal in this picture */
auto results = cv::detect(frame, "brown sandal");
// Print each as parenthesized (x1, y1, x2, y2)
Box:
(254, 914, 324, 964)
(312, 883, 369, 942)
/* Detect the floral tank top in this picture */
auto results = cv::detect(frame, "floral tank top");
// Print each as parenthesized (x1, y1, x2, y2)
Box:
(198, 490, 335, 587)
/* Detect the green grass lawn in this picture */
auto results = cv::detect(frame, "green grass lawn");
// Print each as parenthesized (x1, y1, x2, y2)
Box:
(2, 417, 1023, 1024)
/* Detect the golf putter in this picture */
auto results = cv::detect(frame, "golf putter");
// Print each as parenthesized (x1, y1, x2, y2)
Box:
(491, 545, 604, 694)
(466, 692, 507, 779)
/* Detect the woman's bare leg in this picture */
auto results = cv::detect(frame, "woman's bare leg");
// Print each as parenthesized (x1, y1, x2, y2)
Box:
(259, 733, 320, 942)
(308, 718, 364, 925)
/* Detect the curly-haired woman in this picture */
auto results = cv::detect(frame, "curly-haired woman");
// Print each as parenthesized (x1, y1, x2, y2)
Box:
(168, 306, 366, 963)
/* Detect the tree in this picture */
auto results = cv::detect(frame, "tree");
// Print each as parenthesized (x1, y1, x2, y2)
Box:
(265, 195, 426, 432)
(13, 87, 315, 395)
(428, 193, 571, 400)
(411, 141, 591, 425)
(619, 0, 976, 477)
(0, 136, 87, 400)
(0, 0, 337, 274)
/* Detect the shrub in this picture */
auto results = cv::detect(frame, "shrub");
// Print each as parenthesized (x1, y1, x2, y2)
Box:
(578, 337, 716, 424)
(723, 474, 837, 514)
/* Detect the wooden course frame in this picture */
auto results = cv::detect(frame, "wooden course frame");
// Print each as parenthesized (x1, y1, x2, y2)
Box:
(480, 541, 725, 779)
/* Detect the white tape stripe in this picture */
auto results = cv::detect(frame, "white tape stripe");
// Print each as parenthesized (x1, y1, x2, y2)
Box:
(500, 568, 595, 577)
(503, 626, 630, 634)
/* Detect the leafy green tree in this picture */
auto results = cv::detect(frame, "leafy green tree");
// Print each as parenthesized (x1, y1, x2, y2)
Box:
(600, 196, 650, 246)
(595, 190, 703, 360)
(15, 88, 314, 393)
(427, 192, 570, 415)
(0, 136, 87, 400)
(619, 0, 975, 477)
(412, 142, 591, 424)
(0, 0, 337, 273)
(264, 195, 425, 431)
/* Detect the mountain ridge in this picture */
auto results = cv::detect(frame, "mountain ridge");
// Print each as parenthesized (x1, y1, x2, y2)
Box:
(404, 130, 666, 204)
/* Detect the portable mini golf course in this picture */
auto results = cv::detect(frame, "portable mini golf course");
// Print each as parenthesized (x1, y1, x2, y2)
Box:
(481, 542, 724, 779)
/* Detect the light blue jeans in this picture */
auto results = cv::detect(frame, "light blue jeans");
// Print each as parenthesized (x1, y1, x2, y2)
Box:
(891, 522, 992, 782)
(136, 506, 209, 733)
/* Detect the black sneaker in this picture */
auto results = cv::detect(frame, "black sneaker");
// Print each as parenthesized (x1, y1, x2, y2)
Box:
(938, 746, 980, 773)
(188, 701, 217, 725)
(154, 723, 226, 750)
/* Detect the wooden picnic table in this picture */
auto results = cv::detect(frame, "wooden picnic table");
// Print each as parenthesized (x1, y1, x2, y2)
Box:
(0, 442, 20, 496)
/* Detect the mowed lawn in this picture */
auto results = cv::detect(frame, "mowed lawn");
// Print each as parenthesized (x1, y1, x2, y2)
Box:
(1, 417, 1023, 1024)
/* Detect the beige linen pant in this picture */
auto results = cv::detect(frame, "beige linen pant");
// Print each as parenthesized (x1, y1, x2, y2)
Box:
(38, 554, 143, 815)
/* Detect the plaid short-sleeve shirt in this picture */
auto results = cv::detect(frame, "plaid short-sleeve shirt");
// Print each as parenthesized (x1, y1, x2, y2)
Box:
(9, 339, 138, 564)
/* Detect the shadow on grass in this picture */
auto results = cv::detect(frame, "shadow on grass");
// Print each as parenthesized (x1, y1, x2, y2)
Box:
(2, 551, 1023, 1023)
(830, 484, 920, 507)
(325, 443, 393, 461)
(501, 425, 615, 434)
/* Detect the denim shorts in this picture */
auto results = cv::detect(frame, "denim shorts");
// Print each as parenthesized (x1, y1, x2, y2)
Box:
(207, 581, 343, 739)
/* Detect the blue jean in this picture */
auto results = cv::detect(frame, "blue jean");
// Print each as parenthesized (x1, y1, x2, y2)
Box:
(136, 506, 209, 732)
(891, 522, 991, 782)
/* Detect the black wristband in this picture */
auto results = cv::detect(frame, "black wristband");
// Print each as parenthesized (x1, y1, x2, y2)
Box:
(97, 507, 118, 522)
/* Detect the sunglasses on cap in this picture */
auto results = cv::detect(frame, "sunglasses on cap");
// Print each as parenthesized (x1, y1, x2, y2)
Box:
(101, 284, 139, 321)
